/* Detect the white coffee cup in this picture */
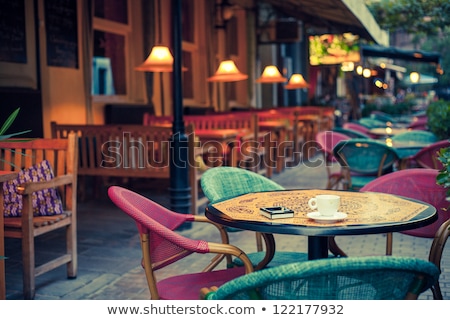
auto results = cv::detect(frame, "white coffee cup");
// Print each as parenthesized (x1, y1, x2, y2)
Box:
(308, 195, 341, 216)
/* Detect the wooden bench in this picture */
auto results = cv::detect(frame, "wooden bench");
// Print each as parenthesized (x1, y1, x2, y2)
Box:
(51, 122, 206, 214)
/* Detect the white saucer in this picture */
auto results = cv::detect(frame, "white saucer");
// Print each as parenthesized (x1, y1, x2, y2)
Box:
(306, 212, 347, 223)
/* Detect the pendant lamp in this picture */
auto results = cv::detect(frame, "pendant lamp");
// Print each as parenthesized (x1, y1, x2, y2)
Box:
(208, 60, 248, 82)
(255, 65, 287, 83)
(135, 45, 174, 72)
(284, 74, 309, 89)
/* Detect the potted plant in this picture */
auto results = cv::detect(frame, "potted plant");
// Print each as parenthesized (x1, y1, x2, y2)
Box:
(0, 108, 30, 141)
(437, 142, 450, 206)
(426, 100, 450, 140)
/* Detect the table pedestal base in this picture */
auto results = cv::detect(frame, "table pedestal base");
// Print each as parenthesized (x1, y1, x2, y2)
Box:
(308, 236, 329, 260)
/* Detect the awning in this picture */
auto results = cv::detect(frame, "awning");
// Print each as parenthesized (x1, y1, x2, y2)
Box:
(361, 44, 441, 64)
(260, 0, 389, 45)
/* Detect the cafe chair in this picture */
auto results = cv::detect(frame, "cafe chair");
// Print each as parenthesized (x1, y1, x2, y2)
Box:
(358, 117, 387, 129)
(200, 166, 345, 270)
(107, 186, 254, 300)
(428, 218, 450, 299)
(315, 131, 350, 190)
(0, 133, 78, 299)
(332, 139, 399, 191)
(342, 122, 377, 138)
(407, 139, 450, 170)
(390, 130, 437, 144)
(201, 256, 440, 300)
(407, 117, 428, 130)
(370, 111, 397, 123)
(360, 169, 450, 259)
(333, 127, 372, 139)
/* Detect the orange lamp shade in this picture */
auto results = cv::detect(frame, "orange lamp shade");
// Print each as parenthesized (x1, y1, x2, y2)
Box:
(207, 60, 248, 82)
(255, 65, 287, 83)
(284, 74, 309, 89)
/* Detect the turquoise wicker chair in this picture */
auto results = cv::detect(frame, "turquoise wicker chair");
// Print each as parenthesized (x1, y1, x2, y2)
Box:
(391, 130, 437, 144)
(203, 256, 440, 300)
(333, 127, 372, 139)
(200, 167, 345, 269)
(332, 139, 399, 190)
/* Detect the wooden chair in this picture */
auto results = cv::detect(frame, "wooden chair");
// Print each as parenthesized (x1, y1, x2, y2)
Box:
(0, 133, 78, 299)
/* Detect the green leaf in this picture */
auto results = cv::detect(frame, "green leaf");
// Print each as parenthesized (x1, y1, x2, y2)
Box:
(0, 130, 32, 140)
(0, 108, 21, 135)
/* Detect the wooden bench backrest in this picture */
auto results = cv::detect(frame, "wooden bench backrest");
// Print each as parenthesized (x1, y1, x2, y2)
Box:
(51, 122, 196, 178)
(0, 133, 78, 200)
(143, 113, 256, 130)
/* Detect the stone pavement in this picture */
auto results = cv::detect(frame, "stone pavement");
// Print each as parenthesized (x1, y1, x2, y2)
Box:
(3, 158, 449, 300)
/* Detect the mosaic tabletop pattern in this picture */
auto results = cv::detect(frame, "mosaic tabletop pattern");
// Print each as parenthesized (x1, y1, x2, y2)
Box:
(212, 189, 429, 227)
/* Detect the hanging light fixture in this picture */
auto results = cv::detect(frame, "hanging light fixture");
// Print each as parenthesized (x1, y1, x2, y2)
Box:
(255, 65, 287, 83)
(207, 60, 248, 82)
(410, 71, 420, 84)
(284, 74, 309, 89)
(135, 0, 186, 73)
(135, 45, 174, 72)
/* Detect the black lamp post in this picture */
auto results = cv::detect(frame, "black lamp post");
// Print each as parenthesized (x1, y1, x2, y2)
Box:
(169, 0, 191, 224)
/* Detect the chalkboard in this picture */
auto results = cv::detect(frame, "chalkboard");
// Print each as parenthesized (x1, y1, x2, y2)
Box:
(45, 0, 79, 68)
(0, 1, 27, 63)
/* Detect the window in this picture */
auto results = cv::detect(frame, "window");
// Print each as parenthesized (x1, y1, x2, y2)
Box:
(92, 0, 130, 98)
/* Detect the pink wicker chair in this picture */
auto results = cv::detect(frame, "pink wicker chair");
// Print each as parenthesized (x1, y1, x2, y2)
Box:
(360, 169, 450, 299)
(409, 140, 450, 170)
(429, 218, 450, 299)
(107, 186, 253, 300)
(360, 169, 450, 251)
(315, 131, 351, 189)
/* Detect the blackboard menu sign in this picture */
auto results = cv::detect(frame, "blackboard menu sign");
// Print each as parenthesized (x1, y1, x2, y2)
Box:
(45, 0, 79, 68)
(0, 1, 27, 63)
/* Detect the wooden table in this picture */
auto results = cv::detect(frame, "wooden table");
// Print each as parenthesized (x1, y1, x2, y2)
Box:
(206, 189, 437, 261)
(195, 129, 249, 167)
(258, 121, 292, 173)
(0, 171, 18, 300)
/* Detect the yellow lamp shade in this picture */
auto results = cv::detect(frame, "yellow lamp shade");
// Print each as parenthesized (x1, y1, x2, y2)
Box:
(207, 60, 248, 82)
(135, 46, 187, 72)
(284, 74, 309, 89)
(255, 65, 287, 83)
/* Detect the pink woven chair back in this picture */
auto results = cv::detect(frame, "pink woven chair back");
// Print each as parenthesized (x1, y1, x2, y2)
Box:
(413, 140, 450, 170)
(360, 169, 450, 238)
(316, 131, 350, 163)
(408, 117, 428, 130)
(108, 186, 207, 270)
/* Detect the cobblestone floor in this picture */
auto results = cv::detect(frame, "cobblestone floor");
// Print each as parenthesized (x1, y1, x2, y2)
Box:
(4, 158, 449, 300)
